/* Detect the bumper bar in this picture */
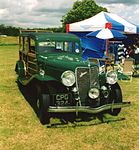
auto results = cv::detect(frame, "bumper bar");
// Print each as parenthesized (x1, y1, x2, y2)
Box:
(48, 102, 131, 114)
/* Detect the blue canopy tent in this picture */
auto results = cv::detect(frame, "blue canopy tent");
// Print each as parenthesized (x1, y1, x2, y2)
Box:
(67, 11, 139, 59)
(70, 32, 106, 60)
(86, 28, 127, 58)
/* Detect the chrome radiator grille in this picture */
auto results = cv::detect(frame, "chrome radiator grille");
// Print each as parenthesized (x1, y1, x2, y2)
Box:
(75, 67, 99, 103)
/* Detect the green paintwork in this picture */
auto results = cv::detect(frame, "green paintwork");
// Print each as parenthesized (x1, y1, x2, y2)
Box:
(18, 74, 57, 86)
(37, 52, 97, 81)
(17, 51, 98, 85)
(20, 32, 81, 43)
(16, 31, 131, 121)
(17, 32, 99, 85)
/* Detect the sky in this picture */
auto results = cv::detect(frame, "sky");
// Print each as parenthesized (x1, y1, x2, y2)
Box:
(0, 0, 139, 28)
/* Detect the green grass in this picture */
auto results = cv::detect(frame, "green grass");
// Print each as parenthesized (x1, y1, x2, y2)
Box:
(0, 36, 18, 45)
(0, 37, 139, 150)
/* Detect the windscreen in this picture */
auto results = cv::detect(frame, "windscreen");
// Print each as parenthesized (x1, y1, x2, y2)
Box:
(38, 41, 80, 53)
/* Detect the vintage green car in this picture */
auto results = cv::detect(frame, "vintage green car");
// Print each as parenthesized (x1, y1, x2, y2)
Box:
(15, 31, 130, 125)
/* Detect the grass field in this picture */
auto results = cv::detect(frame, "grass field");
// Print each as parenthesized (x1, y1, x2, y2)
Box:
(0, 37, 139, 150)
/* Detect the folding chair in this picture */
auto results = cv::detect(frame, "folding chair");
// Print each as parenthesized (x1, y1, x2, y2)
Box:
(133, 54, 139, 75)
(88, 58, 100, 65)
(122, 58, 134, 81)
(105, 53, 115, 71)
(89, 58, 105, 72)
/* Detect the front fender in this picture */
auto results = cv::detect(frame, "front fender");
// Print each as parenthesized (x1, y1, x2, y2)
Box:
(34, 74, 57, 82)
(18, 74, 58, 86)
(15, 60, 25, 77)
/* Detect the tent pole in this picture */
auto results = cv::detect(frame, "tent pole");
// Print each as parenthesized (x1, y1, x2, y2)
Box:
(106, 39, 109, 57)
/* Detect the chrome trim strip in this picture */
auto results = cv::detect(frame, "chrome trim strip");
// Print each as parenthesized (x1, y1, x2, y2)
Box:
(48, 102, 131, 113)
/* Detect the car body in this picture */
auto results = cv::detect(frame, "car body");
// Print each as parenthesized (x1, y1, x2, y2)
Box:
(15, 31, 130, 125)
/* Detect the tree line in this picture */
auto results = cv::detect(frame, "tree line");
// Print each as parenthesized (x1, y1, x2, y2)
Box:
(0, 24, 21, 36)
(0, 0, 107, 36)
(0, 24, 63, 36)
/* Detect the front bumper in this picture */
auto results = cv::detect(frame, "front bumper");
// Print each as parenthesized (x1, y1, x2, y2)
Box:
(48, 102, 131, 114)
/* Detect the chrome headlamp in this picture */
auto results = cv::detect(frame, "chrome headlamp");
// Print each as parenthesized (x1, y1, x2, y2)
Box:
(61, 70, 75, 87)
(106, 71, 118, 85)
(88, 88, 99, 99)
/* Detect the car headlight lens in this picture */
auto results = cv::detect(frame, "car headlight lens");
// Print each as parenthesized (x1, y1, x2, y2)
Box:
(61, 70, 75, 87)
(88, 88, 99, 99)
(101, 86, 109, 98)
(106, 71, 118, 85)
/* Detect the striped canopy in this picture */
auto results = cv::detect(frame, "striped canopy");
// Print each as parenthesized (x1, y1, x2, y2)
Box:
(86, 28, 127, 40)
(68, 11, 139, 34)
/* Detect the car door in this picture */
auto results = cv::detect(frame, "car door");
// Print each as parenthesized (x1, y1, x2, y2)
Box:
(19, 36, 38, 76)
(19, 35, 28, 76)
(27, 38, 38, 76)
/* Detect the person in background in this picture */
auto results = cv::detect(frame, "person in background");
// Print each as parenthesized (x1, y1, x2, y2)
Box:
(133, 44, 139, 66)
(117, 43, 129, 65)
(134, 44, 139, 54)
(127, 45, 134, 58)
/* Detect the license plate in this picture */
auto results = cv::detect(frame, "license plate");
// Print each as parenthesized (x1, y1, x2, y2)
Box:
(54, 93, 71, 106)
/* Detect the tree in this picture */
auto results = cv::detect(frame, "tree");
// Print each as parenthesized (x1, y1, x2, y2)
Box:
(0, 24, 21, 36)
(61, 0, 107, 32)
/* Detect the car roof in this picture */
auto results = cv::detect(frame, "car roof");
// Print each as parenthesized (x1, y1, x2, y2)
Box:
(20, 32, 80, 42)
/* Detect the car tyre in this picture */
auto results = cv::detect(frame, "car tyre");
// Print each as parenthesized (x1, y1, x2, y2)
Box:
(109, 83, 122, 116)
(38, 94, 50, 125)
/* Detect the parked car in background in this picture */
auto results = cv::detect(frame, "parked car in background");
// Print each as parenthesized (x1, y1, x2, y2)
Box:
(15, 30, 130, 125)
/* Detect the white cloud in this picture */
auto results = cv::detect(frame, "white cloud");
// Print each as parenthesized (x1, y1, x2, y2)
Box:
(0, 0, 74, 28)
(0, 9, 8, 17)
(0, 0, 139, 28)
(96, 0, 139, 4)
(97, 2, 139, 25)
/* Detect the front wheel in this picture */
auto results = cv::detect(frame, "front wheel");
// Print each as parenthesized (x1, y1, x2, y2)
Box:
(37, 94, 50, 125)
(109, 83, 123, 116)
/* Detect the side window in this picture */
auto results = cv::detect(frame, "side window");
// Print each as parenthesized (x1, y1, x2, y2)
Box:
(19, 36, 25, 52)
(65, 42, 73, 52)
(30, 38, 35, 53)
(19, 37, 28, 52)
(24, 37, 29, 53)
(64, 42, 80, 53)
(75, 42, 80, 53)
(56, 42, 63, 50)
(19, 36, 21, 51)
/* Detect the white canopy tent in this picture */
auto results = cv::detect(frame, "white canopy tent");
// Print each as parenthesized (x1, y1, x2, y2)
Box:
(68, 11, 139, 34)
